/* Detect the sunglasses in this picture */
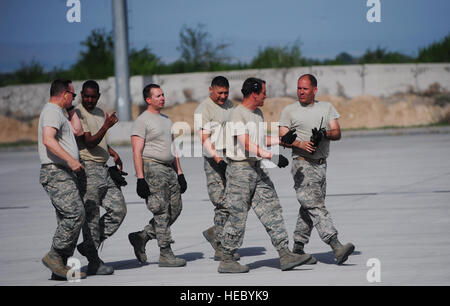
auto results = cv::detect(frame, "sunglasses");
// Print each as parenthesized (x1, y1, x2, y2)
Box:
(66, 91, 77, 98)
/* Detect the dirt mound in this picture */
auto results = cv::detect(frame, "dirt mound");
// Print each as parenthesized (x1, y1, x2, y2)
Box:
(1, 94, 449, 144)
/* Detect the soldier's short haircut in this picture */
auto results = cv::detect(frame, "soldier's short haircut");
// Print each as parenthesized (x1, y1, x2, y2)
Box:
(241, 77, 266, 98)
(82, 80, 100, 93)
(298, 74, 318, 87)
(211, 76, 229, 88)
(50, 79, 72, 97)
(143, 84, 161, 100)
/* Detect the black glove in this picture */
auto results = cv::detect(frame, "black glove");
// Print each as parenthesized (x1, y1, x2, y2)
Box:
(136, 178, 150, 199)
(310, 127, 323, 147)
(271, 154, 289, 168)
(178, 174, 187, 194)
(319, 127, 328, 140)
(281, 129, 297, 145)
(108, 166, 128, 187)
(216, 160, 227, 180)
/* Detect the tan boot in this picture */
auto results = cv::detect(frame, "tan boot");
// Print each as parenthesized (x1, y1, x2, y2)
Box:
(159, 246, 186, 267)
(202, 226, 218, 251)
(278, 247, 312, 271)
(292, 242, 317, 264)
(43, 250, 87, 280)
(218, 253, 249, 273)
(329, 235, 355, 265)
(128, 231, 150, 263)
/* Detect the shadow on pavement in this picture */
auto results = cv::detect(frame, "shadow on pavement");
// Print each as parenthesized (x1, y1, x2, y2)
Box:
(236, 246, 266, 258)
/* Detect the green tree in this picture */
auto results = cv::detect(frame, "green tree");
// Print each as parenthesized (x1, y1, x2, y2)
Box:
(417, 34, 450, 62)
(176, 24, 230, 71)
(359, 47, 413, 64)
(14, 60, 49, 84)
(251, 41, 306, 68)
(129, 47, 163, 75)
(70, 29, 115, 79)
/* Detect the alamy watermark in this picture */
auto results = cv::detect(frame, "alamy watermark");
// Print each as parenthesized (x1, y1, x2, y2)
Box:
(66, 257, 82, 282)
(66, 0, 81, 23)
(366, 0, 381, 23)
(366, 258, 381, 283)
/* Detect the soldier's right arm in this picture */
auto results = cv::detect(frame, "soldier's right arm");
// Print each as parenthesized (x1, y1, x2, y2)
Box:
(199, 129, 223, 163)
(236, 134, 272, 160)
(42, 126, 84, 171)
(279, 126, 315, 153)
(131, 135, 145, 179)
(83, 111, 118, 148)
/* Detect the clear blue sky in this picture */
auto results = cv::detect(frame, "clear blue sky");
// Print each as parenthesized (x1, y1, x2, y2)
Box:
(0, 0, 449, 72)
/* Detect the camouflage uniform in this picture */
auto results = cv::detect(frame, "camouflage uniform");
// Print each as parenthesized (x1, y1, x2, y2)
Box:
(221, 160, 290, 254)
(291, 159, 337, 244)
(77, 161, 127, 250)
(279, 100, 340, 246)
(142, 160, 182, 248)
(204, 157, 228, 242)
(40, 164, 85, 257)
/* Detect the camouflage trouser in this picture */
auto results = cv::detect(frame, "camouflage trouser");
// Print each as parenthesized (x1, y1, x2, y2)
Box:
(204, 157, 229, 242)
(221, 161, 289, 254)
(39, 164, 85, 257)
(77, 161, 127, 251)
(291, 159, 337, 245)
(142, 160, 182, 248)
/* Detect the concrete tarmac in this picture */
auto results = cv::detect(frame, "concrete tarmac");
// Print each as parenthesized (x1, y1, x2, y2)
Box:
(0, 130, 449, 286)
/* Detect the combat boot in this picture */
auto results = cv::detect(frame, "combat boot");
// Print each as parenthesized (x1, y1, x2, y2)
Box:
(43, 249, 87, 280)
(128, 231, 150, 263)
(77, 242, 114, 275)
(214, 244, 240, 261)
(218, 253, 249, 273)
(50, 254, 87, 281)
(202, 226, 218, 251)
(159, 246, 186, 267)
(328, 235, 355, 265)
(278, 247, 312, 271)
(292, 242, 317, 265)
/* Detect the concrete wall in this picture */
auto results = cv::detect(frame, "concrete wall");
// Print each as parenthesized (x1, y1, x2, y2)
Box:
(1, 63, 449, 120)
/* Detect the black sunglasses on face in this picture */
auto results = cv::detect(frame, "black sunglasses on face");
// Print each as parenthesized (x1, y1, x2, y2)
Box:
(66, 91, 77, 98)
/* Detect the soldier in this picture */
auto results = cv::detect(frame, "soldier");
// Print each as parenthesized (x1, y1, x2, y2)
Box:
(39, 79, 86, 280)
(279, 74, 355, 265)
(128, 84, 187, 267)
(74, 80, 127, 275)
(194, 76, 240, 261)
(218, 77, 311, 273)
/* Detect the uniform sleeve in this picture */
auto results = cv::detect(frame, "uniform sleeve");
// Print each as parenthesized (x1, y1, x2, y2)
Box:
(328, 103, 340, 122)
(131, 116, 146, 139)
(41, 108, 63, 131)
(194, 103, 212, 132)
(75, 108, 91, 133)
(279, 106, 291, 128)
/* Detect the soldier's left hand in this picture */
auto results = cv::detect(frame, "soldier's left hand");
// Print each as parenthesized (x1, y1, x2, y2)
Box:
(178, 174, 187, 194)
(281, 129, 297, 145)
(319, 128, 328, 140)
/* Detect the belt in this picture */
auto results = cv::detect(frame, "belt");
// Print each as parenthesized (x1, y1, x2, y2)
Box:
(81, 160, 107, 167)
(143, 158, 173, 167)
(227, 158, 261, 167)
(41, 163, 71, 171)
(295, 156, 326, 165)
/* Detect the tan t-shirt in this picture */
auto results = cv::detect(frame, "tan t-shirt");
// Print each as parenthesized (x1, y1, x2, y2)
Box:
(132, 111, 174, 164)
(38, 103, 79, 166)
(75, 103, 110, 163)
(225, 104, 265, 162)
(194, 97, 234, 156)
(279, 101, 339, 159)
